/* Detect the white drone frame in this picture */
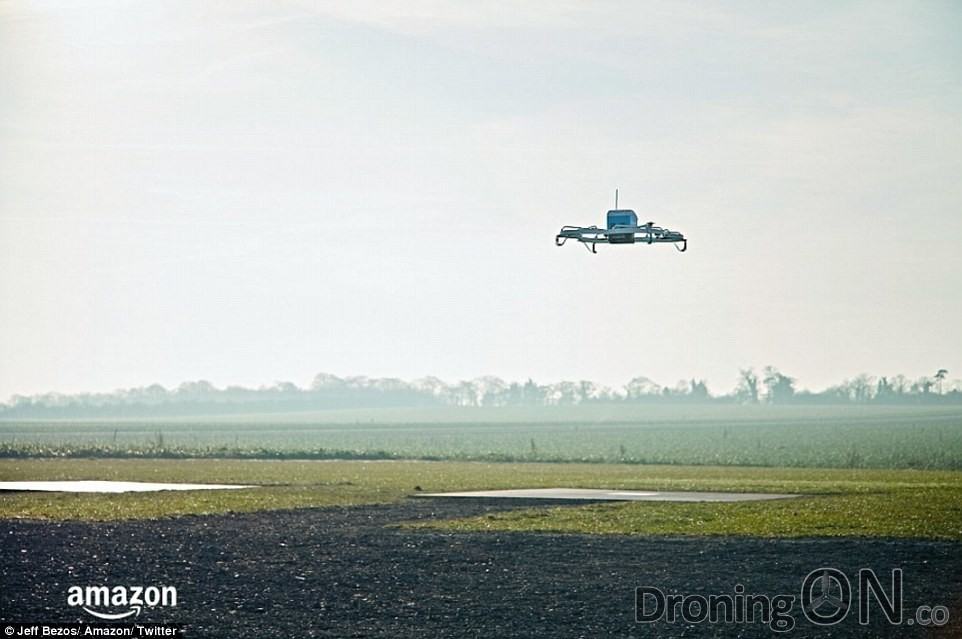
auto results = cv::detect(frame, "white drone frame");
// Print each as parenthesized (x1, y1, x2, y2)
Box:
(555, 223, 687, 253)
(555, 191, 687, 254)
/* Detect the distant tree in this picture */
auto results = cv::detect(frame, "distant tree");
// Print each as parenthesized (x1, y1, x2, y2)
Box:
(502, 382, 523, 405)
(311, 373, 345, 390)
(522, 379, 545, 405)
(453, 380, 479, 407)
(412, 376, 449, 401)
(736, 368, 760, 404)
(935, 369, 949, 395)
(548, 381, 581, 405)
(578, 380, 599, 403)
(762, 366, 796, 404)
(689, 379, 710, 401)
(891, 374, 910, 396)
(175, 380, 216, 400)
(846, 374, 875, 403)
(624, 376, 661, 400)
(819, 384, 851, 403)
(369, 377, 408, 392)
(669, 380, 691, 397)
(474, 376, 507, 407)
(343, 375, 371, 390)
(876, 377, 892, 401)
(269, 381, 299, 395)
(594, 385, 616, 402)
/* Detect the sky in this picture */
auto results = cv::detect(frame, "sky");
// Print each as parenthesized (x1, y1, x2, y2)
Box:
(1, 0, 961, 400)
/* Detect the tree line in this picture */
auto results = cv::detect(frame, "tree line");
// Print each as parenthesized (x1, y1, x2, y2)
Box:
(0, 368, 958, 418)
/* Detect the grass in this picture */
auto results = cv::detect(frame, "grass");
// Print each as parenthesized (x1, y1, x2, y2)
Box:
(1, 459, 961, 541)
(2, 405, 961, 469)
(406, 490, 962, 541)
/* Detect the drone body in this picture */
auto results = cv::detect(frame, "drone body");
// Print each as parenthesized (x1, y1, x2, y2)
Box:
(555, 192, 687, 253)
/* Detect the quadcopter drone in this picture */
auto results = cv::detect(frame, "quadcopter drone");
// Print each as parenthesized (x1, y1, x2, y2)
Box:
(555, 191, 687, 253)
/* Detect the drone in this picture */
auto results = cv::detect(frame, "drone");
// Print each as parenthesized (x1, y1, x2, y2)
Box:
(555, 191, 687, 253)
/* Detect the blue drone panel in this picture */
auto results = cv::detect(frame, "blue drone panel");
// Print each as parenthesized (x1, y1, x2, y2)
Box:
(606, 209, 638, 229)
(606, 209, 638, 243)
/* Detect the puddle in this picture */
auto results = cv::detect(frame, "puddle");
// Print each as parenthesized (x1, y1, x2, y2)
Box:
(0, 480, 255, 493)
(417, 487, 799, 502)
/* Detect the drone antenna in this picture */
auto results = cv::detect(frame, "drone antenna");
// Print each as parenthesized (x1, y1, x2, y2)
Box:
(615, 188, 618, 209)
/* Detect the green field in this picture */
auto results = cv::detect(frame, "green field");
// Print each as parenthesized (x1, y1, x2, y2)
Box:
(2, 405, 961, 469)
(3, 406, 960, 539)
(1, 459, 961, 540)
(407, 483, 962, 540)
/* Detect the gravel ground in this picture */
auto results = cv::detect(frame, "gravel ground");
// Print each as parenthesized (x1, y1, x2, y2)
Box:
(2, 499, 960, 638)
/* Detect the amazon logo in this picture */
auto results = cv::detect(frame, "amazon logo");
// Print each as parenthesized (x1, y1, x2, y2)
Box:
(66, 585, 177, 620)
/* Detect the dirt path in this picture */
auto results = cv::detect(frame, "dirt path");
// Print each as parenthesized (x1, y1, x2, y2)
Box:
(2, 500, 960, 637)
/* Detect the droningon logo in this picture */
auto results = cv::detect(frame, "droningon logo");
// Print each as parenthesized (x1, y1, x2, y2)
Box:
(636, 567, 951, 632)
(67, 585, 177, 620)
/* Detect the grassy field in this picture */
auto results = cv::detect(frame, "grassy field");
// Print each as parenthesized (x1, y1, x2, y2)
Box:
(1, 459, 960, 540)
(3, 406, 960, 539)
(2, 405, 961, 469)
(406, 488, 962, 540)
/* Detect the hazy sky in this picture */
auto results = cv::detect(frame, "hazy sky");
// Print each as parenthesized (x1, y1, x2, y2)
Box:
(2, 0, 961, 399)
